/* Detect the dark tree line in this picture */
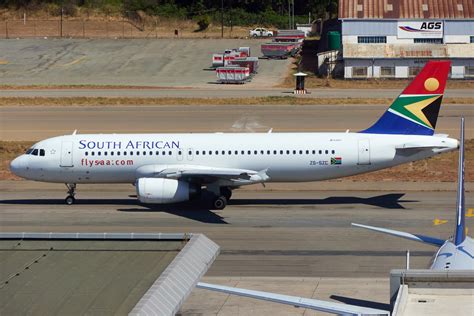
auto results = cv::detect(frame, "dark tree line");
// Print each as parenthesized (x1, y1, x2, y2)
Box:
(0, 0, 338, 27)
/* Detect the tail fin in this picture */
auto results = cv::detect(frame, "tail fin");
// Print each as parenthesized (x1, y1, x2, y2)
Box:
(361, 60, 451, 135)
(454, 117, 466, 245)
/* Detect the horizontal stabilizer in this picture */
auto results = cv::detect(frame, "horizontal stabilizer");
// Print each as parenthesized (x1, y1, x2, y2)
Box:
(395, 143, 450, 150)
(197, 282, 389, 315)
(352, 223, 445, 247)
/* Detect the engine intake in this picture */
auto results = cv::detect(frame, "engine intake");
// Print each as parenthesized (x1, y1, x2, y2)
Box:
(136, 178, 199, 204)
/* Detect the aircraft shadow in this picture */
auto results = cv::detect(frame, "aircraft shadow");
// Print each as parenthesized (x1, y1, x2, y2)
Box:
(229, 193, 413, 209)
(0, 198, 227, 224)
(330, 295, 391, 311)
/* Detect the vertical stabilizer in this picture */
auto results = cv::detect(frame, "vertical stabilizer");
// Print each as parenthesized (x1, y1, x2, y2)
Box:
(454, 117, 466, 246)
(361, 60, 450, 135)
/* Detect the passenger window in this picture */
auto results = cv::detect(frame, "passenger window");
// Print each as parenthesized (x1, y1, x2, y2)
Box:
(280, 150, 283, 154)
(273, 150, 276, 154)
(111, 151, 114, 156)
(241, 150, 245, 155)
(40, 149, 45, 156)
(215, 150, 219, 155)
(156, 151, 159, 155)
(91, 151, 95, 156)
(299, 150, 303, 154)
(117, 151, 120, 156)
(104, 152, 108, 156)
(136, 151, 140, 156)
(150, 151, 153, 155)
(305, 150, 309, 154)
(228, 150, 232, 155)
(293, 150, 296, 154)
(267, 150, 270, 154)
(286, 150, 290, 154)
(168, 151, 172, 155)
(332, 150, 335, 154)
(189, 151, 192, 155)
(98, 152, 101, 156)
(85, 152, 89, 156)
(312, 150, 315, 154)
(222, 150, 226, 155)
(234, 150, 238, 155)
(319, 150, 322, 154)
(130, 152, 133, 156)
(196, 151, 200, 155)
(162, 151, 166, 155)
(209, 151, 212, 155)
(325, 150, 329, 154)
(143, 151, 147, 155)
(260, 150, 264, 154)
(254, 150, 258, 155)
(178, 151, 182, 155)
(247, 150, 251, 155)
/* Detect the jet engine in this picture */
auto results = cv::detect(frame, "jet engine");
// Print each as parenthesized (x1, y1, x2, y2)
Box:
(136, 178, 199, 204)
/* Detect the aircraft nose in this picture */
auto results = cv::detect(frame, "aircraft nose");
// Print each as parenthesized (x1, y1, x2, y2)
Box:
(10, 155, 28, 178)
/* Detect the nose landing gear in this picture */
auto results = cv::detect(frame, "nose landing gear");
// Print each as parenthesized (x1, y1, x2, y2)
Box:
(65, 183, 76, 205)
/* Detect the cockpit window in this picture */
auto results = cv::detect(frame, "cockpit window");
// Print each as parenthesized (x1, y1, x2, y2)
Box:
(39, 149, 45, 156)
(26, 148, 33, 154)
(32, 149, 39, 156)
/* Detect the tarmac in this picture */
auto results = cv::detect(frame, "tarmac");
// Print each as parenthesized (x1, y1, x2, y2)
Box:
(1, 104, 473, 141)
(0, 39, 290, 88)
(1, 180, 472, 315)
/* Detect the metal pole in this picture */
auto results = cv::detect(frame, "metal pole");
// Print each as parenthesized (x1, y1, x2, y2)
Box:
(5, 21, 8, 39)
(82, 20, 85, 38)
(221, 0, 224, 38)
(288, 1, 290, 29)
(406, 250, 410, 270)
(60, 7, 63, 37)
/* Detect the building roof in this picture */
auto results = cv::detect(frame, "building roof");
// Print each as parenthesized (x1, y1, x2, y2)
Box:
(0, 232, 219, 316)
(339, 0, 474, 19)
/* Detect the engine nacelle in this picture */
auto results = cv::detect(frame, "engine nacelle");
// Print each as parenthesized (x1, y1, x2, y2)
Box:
(136, 178, 197, 204)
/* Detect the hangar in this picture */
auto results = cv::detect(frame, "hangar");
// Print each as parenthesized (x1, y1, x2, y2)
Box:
(339, 0, 474, 79)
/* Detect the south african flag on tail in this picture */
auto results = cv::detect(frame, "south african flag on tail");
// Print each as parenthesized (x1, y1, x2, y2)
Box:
(361, 60, 450, 136)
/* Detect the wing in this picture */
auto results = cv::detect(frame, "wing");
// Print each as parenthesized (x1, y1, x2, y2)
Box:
(197, 282, 389, 315)
(136, 164, 269, 185)
(352, 223, 445, 247)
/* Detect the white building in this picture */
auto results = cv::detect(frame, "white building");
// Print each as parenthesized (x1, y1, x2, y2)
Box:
(339, 0, 474, 79)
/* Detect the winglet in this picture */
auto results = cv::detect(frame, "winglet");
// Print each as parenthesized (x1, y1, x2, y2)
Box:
(454, 117, 466, 246)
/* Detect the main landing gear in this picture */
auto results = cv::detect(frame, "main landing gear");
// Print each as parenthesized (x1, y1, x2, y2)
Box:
(65, 183, 76, 205)
(211, 187, 233, 210)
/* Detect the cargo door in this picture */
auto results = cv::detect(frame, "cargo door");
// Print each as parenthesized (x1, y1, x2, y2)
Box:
(357, 139, 370, 165)
(60, 141, 74, 167)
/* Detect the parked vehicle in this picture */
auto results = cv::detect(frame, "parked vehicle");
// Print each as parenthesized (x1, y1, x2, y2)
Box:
(249, 28, 273, 37)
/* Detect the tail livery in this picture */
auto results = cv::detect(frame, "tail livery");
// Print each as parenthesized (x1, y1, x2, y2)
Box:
(362, 60, 451, 135)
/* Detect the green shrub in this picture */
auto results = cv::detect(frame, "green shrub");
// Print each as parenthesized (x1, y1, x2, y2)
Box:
(196, 15, 210, 31)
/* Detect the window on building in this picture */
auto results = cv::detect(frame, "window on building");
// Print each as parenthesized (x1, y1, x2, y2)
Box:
(471, 36, 474, 43)
(414, 38, 443, 44)
(352, 67, 368, 78)
(357, 36, 386, 44)
(380, 66, 395, 78)
(465, 66, 474, 78)
(409, 66, 423, 77)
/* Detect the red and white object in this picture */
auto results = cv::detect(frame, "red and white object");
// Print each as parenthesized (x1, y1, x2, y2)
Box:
(216, 67, 250, 83)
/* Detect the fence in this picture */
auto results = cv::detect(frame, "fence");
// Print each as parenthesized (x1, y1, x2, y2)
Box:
(0, 19, 160, 39)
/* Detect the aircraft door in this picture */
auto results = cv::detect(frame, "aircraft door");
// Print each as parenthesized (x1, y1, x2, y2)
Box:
(357, 139, 370, 165)
(186, 148, 194, 161)
(60, 141, 74, 167)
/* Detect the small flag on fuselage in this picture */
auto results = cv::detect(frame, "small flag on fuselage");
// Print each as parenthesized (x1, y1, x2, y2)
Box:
(331, 157, 342, 165)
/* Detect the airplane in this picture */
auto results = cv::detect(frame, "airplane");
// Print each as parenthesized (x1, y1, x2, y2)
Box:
(196, 117, 470, 315)
(10, 60, 458, 209)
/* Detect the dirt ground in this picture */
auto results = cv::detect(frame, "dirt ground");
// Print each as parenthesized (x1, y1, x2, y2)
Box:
(2, 139, 472, 182)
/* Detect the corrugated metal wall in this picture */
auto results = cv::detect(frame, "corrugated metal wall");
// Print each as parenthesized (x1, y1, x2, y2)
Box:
(342, 20, 474, 35)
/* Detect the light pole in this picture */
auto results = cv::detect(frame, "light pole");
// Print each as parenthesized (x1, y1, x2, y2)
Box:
(221, 0, 224, 38)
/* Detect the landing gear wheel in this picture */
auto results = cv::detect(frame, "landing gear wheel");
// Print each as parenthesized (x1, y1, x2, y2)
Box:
(65, 183, 76, 205)
(213, 196, 227, 210)
(220, 187, 232, 200)
(65, 195, 75, 205)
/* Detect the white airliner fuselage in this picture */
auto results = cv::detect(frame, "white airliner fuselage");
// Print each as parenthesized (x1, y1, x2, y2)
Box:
(11, 132, 456, 184)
